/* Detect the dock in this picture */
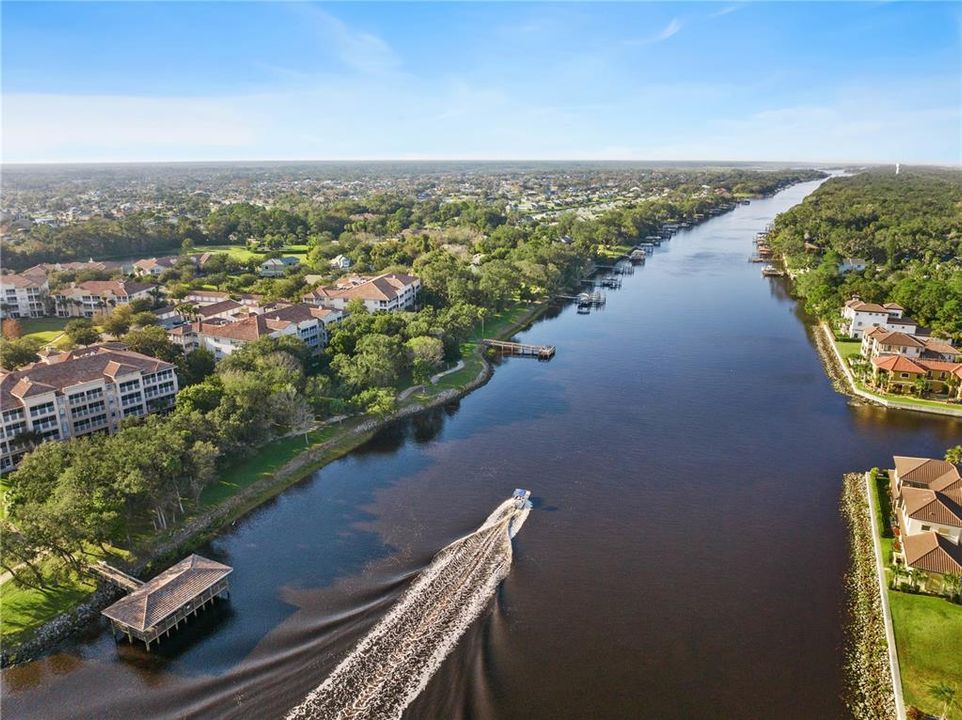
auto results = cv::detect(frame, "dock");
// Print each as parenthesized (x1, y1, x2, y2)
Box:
(482, 339, 556, 359)
(98, 554, 232, 651)
(91, 561, 143, 592)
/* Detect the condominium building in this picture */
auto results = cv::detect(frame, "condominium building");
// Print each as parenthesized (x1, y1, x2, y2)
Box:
(0, 273, 49, 318)
(53, 280, 157, 318)
(0, 345, 178, 472)
(302, 272, 420, 313)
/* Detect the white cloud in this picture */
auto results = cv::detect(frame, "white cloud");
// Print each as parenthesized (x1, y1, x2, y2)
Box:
(288, 4, 399, 76)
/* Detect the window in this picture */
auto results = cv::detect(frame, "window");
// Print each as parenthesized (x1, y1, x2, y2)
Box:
(900, 373, 910, 379)
(921, 525, 931, 531)
(29, 402, 56, 418)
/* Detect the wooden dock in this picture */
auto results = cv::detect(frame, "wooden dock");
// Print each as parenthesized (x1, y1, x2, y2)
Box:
(482, 339, 556, 359)
(91, 562, 143, 592)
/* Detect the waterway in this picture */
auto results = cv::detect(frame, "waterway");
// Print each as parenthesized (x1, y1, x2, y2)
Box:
(3, 179, 959, 719)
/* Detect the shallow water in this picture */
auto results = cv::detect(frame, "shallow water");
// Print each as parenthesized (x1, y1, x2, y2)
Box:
(4, 179, 959, 719)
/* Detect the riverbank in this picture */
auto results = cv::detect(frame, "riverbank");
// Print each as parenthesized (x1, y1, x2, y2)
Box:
(812, 321, 962, 418)
(0, 300, 552, 667)
(840, 471, 899, 720)
(863, 469, 962, 720)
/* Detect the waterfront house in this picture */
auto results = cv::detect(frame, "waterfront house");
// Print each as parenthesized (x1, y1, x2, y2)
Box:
(302, 272, 420, 313)
(258, 256, 300, 277)
(53, 280, 157, 318)
(920, 337, 961, 363)
(841, 297, 909, 339)
(890, 456, 962, 577)
(870, 356, 962, 396)
(1, 273, 49, 318)
(860, 327, 924, 360)
(0, 345, 178, 472)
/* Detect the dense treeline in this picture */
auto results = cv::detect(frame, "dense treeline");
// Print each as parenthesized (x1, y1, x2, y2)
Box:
(1, 168, 822, 271)
(768, 169, 962, 337)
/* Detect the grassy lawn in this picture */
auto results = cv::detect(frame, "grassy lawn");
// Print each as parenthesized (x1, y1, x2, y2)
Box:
(867, 469, 962, 719)
(14, 317, 69, 345)
(889, 591, 962, 720)
(470, 301, 541, 343)
(596, 244, 633, 261)
(1, 564, 97, 644)
(199, 425, 340, 507)
(833, 337, 863, 361)
(192, 244, 264, 263)
(0, 543, 130, 647)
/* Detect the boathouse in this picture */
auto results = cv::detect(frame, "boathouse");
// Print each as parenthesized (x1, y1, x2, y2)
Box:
(100, 554, 232, 650)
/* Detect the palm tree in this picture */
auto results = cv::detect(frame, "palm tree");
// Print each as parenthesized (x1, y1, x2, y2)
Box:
(928, 681, 957, 720)
(909, 568, 929, 592)
(891, 564, 907, 590)
(942, 572, 962, 602)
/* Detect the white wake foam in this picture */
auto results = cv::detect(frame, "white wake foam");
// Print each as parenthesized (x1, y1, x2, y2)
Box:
(285, 498, 530, 720)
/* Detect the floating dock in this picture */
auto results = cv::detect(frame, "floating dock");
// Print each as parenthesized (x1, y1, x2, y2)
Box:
(98, 554, 232, 651)
(482, 339, 556, 359)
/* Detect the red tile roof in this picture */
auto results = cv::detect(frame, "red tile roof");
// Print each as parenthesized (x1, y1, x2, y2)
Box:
(872, 355, 927, 374)
(903, 532, 962, 575)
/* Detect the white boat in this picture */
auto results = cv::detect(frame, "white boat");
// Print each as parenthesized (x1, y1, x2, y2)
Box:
(512, 488, 532, 509)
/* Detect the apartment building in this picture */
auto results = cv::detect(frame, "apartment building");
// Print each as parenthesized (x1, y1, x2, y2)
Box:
(53, 280, 157, 318)
(0, 273, 49, 318)
(0, 345, 179, 472)
(168, 303, 341, 360)
(302, 272, 420, 313)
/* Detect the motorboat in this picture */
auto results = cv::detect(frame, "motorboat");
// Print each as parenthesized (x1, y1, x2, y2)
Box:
(512, 489, 532, 509)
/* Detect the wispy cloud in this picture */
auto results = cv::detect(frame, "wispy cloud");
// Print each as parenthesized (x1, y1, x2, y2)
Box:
(288, 4, 399, 76)
(708, 6, 741, 19)
(625, 18, 684, 46)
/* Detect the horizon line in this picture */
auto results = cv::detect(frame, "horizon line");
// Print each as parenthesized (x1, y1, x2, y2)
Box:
(4, 158, 958, 168)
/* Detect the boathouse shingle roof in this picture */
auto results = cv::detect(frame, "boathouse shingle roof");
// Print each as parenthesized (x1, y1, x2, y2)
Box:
(101, 555, 232, 632)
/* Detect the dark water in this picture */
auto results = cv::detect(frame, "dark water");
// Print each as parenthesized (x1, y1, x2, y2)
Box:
(4, 180, 959, 720)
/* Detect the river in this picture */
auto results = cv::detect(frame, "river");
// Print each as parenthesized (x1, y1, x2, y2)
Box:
(3, 178, 960, 719)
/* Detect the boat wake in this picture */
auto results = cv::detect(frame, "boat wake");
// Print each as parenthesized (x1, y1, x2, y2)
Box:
(285, 496, 531, 720)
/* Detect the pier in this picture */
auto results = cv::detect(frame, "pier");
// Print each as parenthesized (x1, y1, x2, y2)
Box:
(482, 339, 556, 359)
(98, 554, 233, 651)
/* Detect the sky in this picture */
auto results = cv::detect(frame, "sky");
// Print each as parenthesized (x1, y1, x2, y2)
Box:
(2, 2, 960, 164)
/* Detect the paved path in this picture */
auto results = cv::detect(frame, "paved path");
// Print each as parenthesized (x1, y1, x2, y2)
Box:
(863, 471, 907, 720)
(430, 360, 465, 384)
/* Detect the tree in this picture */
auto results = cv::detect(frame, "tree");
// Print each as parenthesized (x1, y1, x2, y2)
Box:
(351, 387, 397, 417)
(176, 347, 216, 387)
(927, 682, 957, 720)
(946, 446, 962, 466)
(941, 572, 962, 602)
(64, 318, 100, 346)
(346, 297, 368, 316)
(122, 325, 180, 361)
(406, 335, 444, 383)
(1, 317, 23, 339)
(0, 337, 42, 369)
(101, 304, 135, 337)
(332, 333, 406, 391)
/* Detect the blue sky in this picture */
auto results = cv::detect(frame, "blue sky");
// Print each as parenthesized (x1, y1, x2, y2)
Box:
(3, 2, 959, 163)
